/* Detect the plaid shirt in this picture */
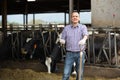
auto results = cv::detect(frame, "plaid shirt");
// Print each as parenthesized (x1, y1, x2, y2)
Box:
(61, 24, 88, 52)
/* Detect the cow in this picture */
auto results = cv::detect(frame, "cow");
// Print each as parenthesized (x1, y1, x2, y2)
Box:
(20, 29, 64, 73)
(86, 32, 120, 66)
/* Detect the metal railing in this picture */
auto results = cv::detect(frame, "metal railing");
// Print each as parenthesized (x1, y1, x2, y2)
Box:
(0, 24, 120, 67)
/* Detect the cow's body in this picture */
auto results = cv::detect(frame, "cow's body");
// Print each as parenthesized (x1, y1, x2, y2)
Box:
(87, 34, 120, 65)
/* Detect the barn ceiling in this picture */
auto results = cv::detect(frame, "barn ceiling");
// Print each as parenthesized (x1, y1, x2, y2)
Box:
(0, 0, 91, 14)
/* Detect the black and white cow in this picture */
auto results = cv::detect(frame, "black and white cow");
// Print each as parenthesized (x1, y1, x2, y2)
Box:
(21, 30, 64, 73)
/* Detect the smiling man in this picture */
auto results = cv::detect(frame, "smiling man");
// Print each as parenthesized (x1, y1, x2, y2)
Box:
(60, 11, 88, 80)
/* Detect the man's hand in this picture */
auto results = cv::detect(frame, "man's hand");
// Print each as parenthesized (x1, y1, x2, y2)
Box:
(60, 39, 65, 44)
(78, 36, 88, 45)
(78, 39, 86, 45)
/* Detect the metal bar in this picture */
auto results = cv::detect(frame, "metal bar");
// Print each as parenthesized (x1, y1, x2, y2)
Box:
(87, 35, 90, 64)
(114, 31, 118, 65)
(108, 31, 111, 65)
(78, 51, 83, 80)
(103, 49, 111, 65)
(2, 0, 7, 39)
(69, 0, 73, 24)
(92, 30, 95, 64)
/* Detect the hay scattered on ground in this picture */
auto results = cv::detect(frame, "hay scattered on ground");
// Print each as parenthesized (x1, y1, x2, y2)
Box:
(0, 68, 120, 80)
(0, 60, 120, 80)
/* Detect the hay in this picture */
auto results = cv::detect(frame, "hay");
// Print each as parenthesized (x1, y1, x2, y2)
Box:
(0, 68, 120, 80)
(0, 60, 120, 80)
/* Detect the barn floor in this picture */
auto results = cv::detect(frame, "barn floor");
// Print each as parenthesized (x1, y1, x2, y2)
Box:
(0, 60, 120, 80)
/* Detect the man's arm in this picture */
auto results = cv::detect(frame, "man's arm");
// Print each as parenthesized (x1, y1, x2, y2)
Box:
(78, 35, 88, 45)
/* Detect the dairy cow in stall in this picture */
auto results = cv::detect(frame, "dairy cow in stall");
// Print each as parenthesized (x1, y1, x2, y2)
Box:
(21, 29, 64, 73)
(87, 32, 120, 65)
(0, 28, 64, 73)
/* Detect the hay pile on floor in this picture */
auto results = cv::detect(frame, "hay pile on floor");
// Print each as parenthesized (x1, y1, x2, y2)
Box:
(0, 68, 62, 80)
(0, 60, 120, 80)
(0, 68, 120, 80)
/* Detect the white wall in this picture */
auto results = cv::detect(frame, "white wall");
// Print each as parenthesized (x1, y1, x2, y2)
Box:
(91, 0, 120, 27)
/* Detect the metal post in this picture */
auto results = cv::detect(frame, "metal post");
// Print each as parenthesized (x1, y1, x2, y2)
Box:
(2, 0, 7, 40)
(49, 24, 52, 53)
(25, 3, 28, 30)
(78, 51, 83, 80)
(26, 14, 28, 30)
(114, 31, 118, 65)
(10, 24, 14, 59)
(87, 34, 90, 64)
(33, 13, 35, 25)
(108, 31, 111, 65)
(64, 12, 67, 26)
(76, 0, 80, 12)
(23, 14, 26, 30)
(92, 29, 95, 64)
(69, 0, 74, 24)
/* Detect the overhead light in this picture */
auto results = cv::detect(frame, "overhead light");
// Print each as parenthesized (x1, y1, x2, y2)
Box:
(27, 0, 35, 1)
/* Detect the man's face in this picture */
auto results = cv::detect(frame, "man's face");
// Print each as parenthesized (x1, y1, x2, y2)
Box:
(71, 12, 80, 24)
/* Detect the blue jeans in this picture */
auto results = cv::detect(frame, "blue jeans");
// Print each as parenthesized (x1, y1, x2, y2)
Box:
(62, 51, 86, 80)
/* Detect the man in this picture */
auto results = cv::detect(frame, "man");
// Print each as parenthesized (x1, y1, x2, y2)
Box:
(60, 11, 88, 80)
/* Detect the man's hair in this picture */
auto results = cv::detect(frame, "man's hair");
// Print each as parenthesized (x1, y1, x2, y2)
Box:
(71, 10, 79, 16)
(72, 10, 79, 13)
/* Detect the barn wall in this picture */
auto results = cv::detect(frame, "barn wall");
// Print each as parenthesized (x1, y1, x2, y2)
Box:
(91, 0, 120, 27)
